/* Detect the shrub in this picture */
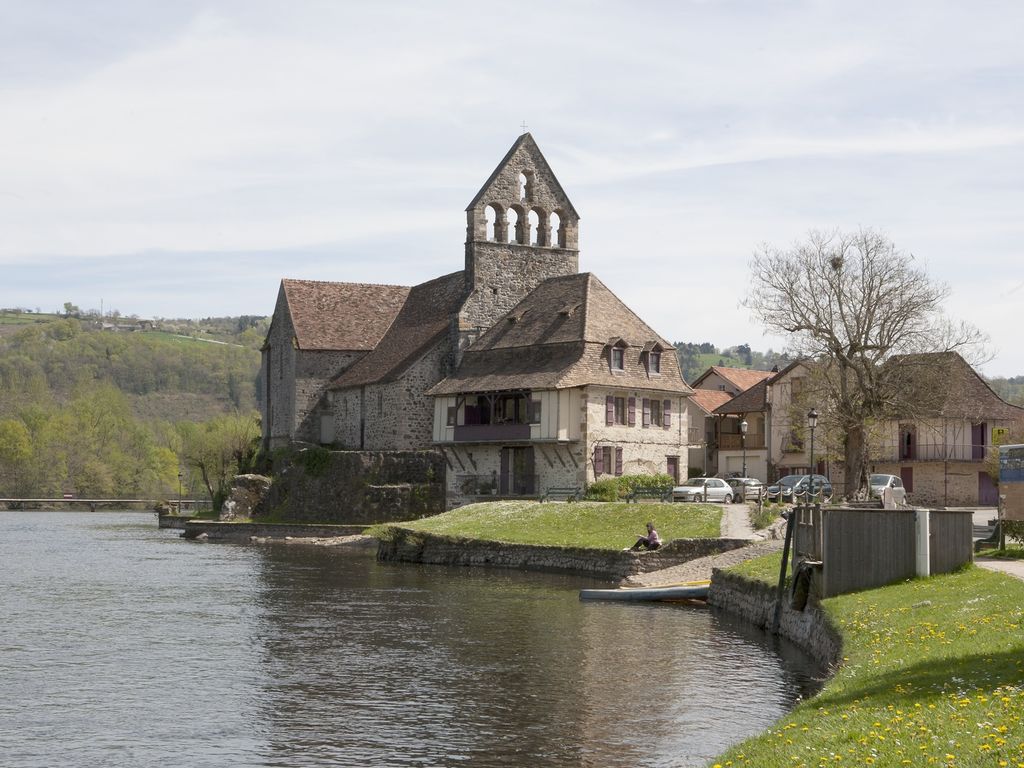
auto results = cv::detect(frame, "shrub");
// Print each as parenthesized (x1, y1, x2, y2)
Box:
(294, 445, 332, 477)
(584, 478, 620, 501)
(584, 473, 675, 501)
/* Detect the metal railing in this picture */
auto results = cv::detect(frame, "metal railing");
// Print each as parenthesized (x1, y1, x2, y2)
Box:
(455, 474, 538, 497)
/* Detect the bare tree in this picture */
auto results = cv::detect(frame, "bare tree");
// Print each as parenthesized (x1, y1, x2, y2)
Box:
(744, 228, 988, 497)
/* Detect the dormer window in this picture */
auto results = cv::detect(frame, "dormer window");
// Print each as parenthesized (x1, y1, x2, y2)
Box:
(642, 341, 664, 375)
(611, 347, 624, 370)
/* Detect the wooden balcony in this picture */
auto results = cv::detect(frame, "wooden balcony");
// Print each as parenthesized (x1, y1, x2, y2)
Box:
(719, 433, 766, 450)
(453, 423, 532, 443)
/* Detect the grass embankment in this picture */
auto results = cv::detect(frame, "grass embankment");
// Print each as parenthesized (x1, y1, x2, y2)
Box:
(374, 500, 722, 550)
(714, 553, 1024, 768)
(976, 547, 1024, 561)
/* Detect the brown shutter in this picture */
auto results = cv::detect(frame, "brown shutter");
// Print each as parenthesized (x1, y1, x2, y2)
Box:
(615, 447, 623, 476)
(642, 398, 650, 428)
(627, 397, 636, 426)
(606, 395, 614, 426)
(663, 399, 671, 428)
(594, 445, 604, 476)
(500, 448, 510, 495)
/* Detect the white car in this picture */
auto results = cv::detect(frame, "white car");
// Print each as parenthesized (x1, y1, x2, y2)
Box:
(869, 474, 908, 505)
(672, 477, 733, 503)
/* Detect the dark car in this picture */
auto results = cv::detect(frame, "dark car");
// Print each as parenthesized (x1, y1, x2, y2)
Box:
(765, 474, 832, 502)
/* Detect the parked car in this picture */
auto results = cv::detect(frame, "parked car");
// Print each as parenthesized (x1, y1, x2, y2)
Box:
(765, 474, 833, 502)
(725, 477, 763, 503)
(672, 477, 733, 503)
(868, 474, 908, 505)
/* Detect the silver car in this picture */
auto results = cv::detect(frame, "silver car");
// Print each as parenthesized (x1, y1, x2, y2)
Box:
(726, 477, 763, 503)
(672, 477, 733, 503)
(869, 474, 908, 505)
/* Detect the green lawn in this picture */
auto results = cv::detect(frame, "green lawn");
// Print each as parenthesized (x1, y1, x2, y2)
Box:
(376, 500, 722, 549)
(976, 547, 1024, 561)
(713, 554, 1024, 767)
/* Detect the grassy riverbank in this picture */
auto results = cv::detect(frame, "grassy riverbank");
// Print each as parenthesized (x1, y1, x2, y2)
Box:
(714, 554, 1024, 767)
(374, 500, 721, 549)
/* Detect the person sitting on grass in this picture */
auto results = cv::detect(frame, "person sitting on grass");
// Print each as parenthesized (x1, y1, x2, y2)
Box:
(629, 521, 662, 551)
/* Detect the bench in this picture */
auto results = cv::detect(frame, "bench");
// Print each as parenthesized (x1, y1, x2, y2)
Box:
(541, 486, 582, 502)
(625, 487, 673, 503)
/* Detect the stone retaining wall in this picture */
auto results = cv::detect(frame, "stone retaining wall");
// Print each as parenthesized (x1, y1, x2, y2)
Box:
(261, 446, 446, 524)
(182, 520, 367, 542)
(709, 569, 842, 668)
(376, 528, 751, 582)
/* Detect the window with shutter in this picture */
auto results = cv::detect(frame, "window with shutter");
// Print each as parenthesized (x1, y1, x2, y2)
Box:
(628, 397, 636, 426)
(594, 445, 604, 475)
(663, 399, 671, 428)
(642, 398, 651, 428)
(650, 399, 662, 427)
(446, 406, 456, 426)
(605, 395, 614, 426)
(530, 400, 541, 425)
(614, 447, 623, 476)
(613, 396, 626, 425)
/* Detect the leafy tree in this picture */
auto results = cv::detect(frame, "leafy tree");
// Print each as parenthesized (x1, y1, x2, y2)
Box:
(744, 228, 987, 497)
(177, 412, 260, 508)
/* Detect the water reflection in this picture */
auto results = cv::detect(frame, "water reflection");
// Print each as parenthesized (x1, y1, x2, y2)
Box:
(0, 513, 823, 768)
(249, 546, 824, 768)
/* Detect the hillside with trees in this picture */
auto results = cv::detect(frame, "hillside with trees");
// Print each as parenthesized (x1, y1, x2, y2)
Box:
(674, 341, 793, 383)
(0, 312, 267, 504)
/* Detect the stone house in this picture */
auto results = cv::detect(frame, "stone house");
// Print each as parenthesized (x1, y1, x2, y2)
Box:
(260, 279, 409, 449)
(865, 352, 1024, 506)
(705, 354, 1024, 506)
(259, 132, 693, 506)
(427, 272, 692, 507)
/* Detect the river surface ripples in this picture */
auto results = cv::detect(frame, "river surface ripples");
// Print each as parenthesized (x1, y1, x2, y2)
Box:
(0, 511, 826, 767)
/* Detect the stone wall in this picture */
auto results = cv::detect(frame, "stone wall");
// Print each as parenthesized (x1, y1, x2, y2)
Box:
(583, 386, 690, 482)
(376, 528, 750, 582)
(709, 569, 842, 668)
(872, 460, 985, 507)
(262, 300, 297, 449)
(262, 446, 446, 524)
(293, 350, 361, 443)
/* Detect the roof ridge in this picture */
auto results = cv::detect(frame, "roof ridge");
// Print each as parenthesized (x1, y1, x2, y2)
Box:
(282, 277, 409, 289)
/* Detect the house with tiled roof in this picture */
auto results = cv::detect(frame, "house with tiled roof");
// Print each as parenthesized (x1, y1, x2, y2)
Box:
(259, 133, 694, 504)
(691, 365, 775, 397)
(428, 273, 692, 504)
(260, 279, 409, 448)
(867, 352, 1024, 506)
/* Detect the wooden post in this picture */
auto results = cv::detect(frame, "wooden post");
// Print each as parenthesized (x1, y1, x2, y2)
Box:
(772, 505, 797, 634)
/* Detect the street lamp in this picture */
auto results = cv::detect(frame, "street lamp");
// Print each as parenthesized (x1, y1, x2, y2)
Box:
(178, 471, 183, 515)
(807, 409, 818, 500)
(740, 418, 748, 478)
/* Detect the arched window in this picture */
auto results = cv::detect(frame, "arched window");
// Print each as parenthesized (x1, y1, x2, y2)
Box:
(549, 211, 562, 247)
(528, 210, 540, 245)
(484, 205, 498, 241)
(518, 173, 528, 201)
(506, 208, 520, 244)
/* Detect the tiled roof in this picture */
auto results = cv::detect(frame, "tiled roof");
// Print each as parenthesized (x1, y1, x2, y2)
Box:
(428, 273, 692, 395)
(886, 352, 1024, 421)
(330, 271, 466, 389)
(690, 389, 734, 414)
(714, 379, 768, 415)
(695, 365, 775, 392)
(280, 278, 409, 351)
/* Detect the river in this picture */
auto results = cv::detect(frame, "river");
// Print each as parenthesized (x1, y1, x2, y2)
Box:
(0, 511, 824, 767)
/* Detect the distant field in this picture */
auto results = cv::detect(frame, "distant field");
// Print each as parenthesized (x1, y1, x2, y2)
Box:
(0, 311, 62, 326)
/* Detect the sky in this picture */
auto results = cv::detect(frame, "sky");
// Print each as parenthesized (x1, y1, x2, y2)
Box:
(2, 1, 1022, 376)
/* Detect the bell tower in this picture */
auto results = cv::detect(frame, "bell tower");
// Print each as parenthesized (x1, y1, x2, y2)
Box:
(458, 133, 580, 344)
